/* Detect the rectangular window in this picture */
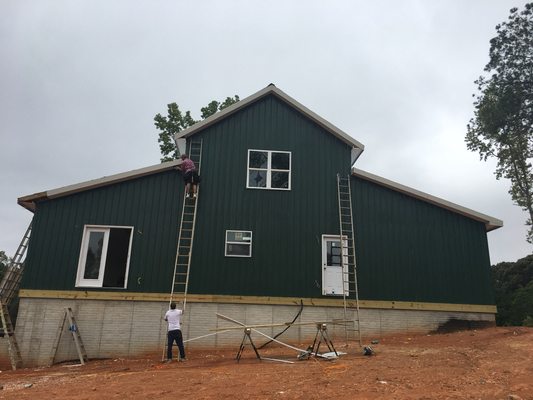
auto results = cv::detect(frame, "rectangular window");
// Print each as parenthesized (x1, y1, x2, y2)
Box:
(75, 225, 133, 288)
(247, 149, 291, 190)
(225, 230, 252, 257)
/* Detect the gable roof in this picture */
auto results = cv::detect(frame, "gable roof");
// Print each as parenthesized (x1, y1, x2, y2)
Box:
(174, 84, 365, 163)
(352, 168, 503, 232)
(18, 160, 181, 212)
(18, 159, 503, 233)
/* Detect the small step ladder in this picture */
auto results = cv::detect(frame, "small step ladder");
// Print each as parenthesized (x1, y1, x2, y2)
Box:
(0, 220, 32, 304)
(170, 138, 203, 308)
(337, 174, 362, 347)
(0, 302, 22, 370)
(49, 307, 88, 366)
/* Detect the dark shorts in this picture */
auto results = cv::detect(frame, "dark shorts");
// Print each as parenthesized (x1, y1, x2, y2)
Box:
(183, 170, 201, 184)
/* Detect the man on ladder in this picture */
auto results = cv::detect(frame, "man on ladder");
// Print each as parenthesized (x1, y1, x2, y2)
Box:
(164, 302, 186, 362)
(178, 154, 200, 198)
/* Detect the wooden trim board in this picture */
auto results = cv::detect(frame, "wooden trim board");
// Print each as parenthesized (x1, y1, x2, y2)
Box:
(18, 289, 496, 314)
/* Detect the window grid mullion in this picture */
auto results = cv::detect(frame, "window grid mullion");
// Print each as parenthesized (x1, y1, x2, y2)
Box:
(266, 151, 272, 188)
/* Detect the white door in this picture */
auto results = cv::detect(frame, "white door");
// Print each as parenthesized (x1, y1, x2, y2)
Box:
(322, 235, 347, 296)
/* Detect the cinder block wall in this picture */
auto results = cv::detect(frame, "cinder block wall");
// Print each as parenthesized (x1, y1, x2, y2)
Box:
(8, 298, 495, 367)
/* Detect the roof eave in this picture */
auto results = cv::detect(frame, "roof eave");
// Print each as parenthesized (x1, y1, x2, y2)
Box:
(17, 160, 181, 211)
(351, 168, 503, 232)
(174, 84, 365, 151)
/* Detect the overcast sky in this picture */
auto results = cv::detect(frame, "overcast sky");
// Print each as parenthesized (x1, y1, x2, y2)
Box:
(1, 0, 532, 264)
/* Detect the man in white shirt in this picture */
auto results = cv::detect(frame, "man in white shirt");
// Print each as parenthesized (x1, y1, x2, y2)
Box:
(164, 302, 186, 362)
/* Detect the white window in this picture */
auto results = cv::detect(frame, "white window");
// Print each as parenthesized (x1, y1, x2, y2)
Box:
(225, 230, 252, 257)
(75, 225, 133, 288)
(247, 149, 291, 190)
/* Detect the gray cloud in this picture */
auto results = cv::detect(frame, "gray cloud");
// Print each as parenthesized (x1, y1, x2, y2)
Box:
(1, 0, 531, 263)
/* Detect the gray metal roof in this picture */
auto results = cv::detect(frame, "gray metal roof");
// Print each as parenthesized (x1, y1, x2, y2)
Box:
(18, 160, 181, 212)
(174, 84, 365, 159)
(17, 159, 503, 233)
(352, 168, 503, 232)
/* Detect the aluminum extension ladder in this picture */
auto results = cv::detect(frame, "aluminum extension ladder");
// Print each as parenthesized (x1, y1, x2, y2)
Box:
(0, 219, 32, 370)
(0, 302, 22, 370)
(161, 139, 203, 361)
(169, 138, 203, 309)
(49, 307, 88, 366)
(337, 174, 362, 347)
(0, 220, 32, 305)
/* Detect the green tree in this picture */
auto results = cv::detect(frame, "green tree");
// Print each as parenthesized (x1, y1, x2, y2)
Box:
(0, 250, 10, 280)
(154, 95, 239, 162)
(0, 250, 8, 266)
(466, 3, 533, 243)
(492, 254, 533, 325)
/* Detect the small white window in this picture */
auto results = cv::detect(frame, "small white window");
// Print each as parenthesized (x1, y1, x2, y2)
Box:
(247, 149, 291, 190)
(75, 225, 133, 288)
(225, 230, 252, 257)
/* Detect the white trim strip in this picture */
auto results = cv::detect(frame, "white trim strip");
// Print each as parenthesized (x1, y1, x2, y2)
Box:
(18, 160, 181, 210)
(175, 84, 365, 151)
(352, 168, 503, 231)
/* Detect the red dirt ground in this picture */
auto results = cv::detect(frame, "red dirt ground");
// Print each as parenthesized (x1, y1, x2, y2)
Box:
(0, 327, 532, 400)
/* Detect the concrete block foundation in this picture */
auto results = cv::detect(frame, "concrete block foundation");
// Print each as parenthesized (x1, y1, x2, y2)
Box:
(1, 297, 495, 367)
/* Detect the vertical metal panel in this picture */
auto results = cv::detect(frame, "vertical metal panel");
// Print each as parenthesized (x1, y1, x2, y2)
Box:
(22, 93, 494, 306)
(351, 176, 494, 305)
(188, 95, 351, 298)
(23, 171, 184, 293)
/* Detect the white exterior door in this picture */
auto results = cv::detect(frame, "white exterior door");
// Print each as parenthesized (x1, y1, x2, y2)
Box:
(322, 235, 347, 296)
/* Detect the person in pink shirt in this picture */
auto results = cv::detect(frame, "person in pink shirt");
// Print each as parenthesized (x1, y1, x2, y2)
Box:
(179, 154, 200, 198)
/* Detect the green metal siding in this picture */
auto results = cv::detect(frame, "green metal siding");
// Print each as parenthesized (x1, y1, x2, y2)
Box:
(188, 95, 351, 297)
(352, 176, 494, 305)
(22, 94, 353, 298)
(22, 171, 183, 293)
(21, 93, 495, 306)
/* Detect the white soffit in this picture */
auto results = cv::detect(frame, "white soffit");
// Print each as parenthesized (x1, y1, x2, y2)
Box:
(352, 168, 503, 232)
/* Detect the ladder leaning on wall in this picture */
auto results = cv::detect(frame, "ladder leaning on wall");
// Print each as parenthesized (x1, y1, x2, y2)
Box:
(169, 138, 203, 309)
(0, 219, 33, 370)
(336, 174, 362, 347)
(161, 139, 203, 361)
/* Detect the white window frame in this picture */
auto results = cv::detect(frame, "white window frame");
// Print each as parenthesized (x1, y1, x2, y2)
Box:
(225, 230, 253, 257)
(246, 149, 291, 190)
(75, 224, 133, 288)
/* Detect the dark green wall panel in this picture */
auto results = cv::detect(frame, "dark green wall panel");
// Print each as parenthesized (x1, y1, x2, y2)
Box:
(22, 93, 494, 306)
(23, 171, 183, 293)
(352, 176, 494, 305)
(188, 95, 351, 297)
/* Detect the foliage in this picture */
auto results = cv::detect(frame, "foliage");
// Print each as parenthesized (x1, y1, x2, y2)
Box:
(492, 254, 533, 325)
(466, 3, 533, 243)
(0, 250, 8, 281)
(154, 95, 239, 162)
(0, 250, 8, 269)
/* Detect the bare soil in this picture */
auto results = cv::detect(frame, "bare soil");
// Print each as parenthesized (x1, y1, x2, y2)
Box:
(1, 327, 532, 399)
